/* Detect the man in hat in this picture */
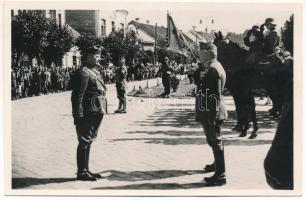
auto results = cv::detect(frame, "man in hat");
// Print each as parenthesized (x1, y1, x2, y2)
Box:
(195, 42, 227, 186)
(114, 57, 127, 113)
(260, 18, 281, 64)
(244, 25, 264, 65)
(71, 45, 107, 181)
(259, 18, 283, 116)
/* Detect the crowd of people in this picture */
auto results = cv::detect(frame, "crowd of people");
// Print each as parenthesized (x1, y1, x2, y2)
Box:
(11, 60, 193, 100)
(11, 65, 79, 100)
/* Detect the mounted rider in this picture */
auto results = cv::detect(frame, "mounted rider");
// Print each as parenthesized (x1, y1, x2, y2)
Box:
(260, 18, 282, 66)
(244, 18, 282, 67)
(244, 25, 264, 65)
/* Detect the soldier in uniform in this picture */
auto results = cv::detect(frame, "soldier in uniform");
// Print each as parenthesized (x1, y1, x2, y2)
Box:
(161, 56, 172, 98)
(259, 18, 283, 116)
(244, 25, 264, 65)
(71, 45, 107, 181)
(195, 42, 227, 186)
(114, 57, 127, 113)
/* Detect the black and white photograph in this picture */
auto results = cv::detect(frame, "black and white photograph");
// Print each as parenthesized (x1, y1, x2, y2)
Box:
(2, 0, 303, 197)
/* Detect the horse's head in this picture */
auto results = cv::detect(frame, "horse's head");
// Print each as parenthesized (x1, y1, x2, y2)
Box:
(213, 31, 248, 70)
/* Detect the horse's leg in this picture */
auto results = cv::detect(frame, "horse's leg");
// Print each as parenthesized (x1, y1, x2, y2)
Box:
(231, 89, 243, 132)
(248, 96, 259, 139)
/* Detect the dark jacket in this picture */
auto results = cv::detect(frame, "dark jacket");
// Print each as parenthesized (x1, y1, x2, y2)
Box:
(161, 64, 172, 86)
(263, 30, 280, 55)
(264, 80, 293, 189)
(195, 59, 227, 122)
(115, 65, 127, 89)
(244, 29, 263, 52)
(71, 67, 107, 119)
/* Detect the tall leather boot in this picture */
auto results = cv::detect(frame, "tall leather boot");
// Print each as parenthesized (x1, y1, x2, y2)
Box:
(76, 144, 97, 181)
(204, 149, 226, 186)
(85, 143, 101, 178)
(119, 99, 127, 113)
(115, 100, 123, 113)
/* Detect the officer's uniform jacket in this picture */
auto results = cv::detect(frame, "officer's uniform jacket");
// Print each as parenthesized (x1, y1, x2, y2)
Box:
(161, 64, 172, 86)
(263, 30, 280, 56)
(71, 67, 107, 119)
(195, 59, 227, 122)
(115, 65, 127, 90)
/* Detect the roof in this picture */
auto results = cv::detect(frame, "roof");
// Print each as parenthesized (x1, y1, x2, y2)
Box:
(181, 32, 196, 45)
(195, 31, 215, 42)
(128, 20, 167, 41)
(66, 24, 81, 40)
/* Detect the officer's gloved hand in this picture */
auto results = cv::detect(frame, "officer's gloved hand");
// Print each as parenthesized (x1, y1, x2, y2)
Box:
(247, 30, 252, 37)
(260, 24, 265, 32)
(74, 117, 84, 125)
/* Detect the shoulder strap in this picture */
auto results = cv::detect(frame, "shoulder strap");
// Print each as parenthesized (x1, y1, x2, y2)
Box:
(84, 68, 107, 90)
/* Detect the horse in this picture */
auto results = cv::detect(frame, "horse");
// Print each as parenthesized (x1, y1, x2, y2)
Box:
(213, 31, 293, 138)
(213, 31, 260, 138)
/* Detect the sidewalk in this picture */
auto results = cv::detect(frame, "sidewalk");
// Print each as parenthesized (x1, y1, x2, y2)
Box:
(11, 78, 277, 190)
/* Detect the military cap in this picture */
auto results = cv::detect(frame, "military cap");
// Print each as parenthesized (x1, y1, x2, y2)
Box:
(199, 42, 217, 54)
(265, 17, 277, 26)
(252, 25, 260, 30)
(86, 45, 103, 55)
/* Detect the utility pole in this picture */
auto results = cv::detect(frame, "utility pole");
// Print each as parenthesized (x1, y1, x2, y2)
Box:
(154, 23, 157, 67)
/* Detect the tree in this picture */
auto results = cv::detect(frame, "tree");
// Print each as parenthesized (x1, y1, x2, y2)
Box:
(42, 22, 74, 66)
(102, 30, 125, 66)
(12, 10, 75, 68)
(102, 29, 146, 67)
(282, 15, 293, 55)
(75, 34, 103, 63)
(11, 10, 49, 67)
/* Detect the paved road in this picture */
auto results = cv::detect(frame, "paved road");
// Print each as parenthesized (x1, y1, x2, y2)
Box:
(11, 78, 277, 191)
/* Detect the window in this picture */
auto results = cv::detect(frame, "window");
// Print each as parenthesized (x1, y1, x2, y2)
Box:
(48, 10, 56, 21)
(101, 19, 106, 36)
(58, 13, 62, 27)
(111, 21, 115, 32)
(73, 56, 77, 66)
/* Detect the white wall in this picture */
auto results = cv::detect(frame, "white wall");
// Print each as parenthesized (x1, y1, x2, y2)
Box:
(62, 46, 81, 68)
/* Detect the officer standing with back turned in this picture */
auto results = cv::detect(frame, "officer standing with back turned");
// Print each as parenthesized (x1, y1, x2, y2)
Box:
(71, 45, 107, 181)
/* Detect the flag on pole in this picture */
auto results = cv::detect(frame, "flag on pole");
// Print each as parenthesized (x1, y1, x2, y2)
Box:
(166, 12, 188, 55)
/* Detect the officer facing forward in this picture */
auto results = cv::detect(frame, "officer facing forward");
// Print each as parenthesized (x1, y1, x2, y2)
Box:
(71, 46, 107, 181)
(195, 42, 227, 186)
(114, 57, 127, 113)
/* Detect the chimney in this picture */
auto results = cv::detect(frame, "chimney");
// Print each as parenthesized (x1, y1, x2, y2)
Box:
(146, 20, 150, 24)
(192, 26, 196, 31)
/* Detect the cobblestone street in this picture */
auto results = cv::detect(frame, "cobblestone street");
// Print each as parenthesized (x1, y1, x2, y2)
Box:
(11, 79, 277, 191)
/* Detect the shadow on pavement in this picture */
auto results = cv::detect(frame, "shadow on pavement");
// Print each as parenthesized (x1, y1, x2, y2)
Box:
(98, 169, 204, 182)
(12, 177, 76, 189)
(110, 137, 272, 146)
(117, 107, 277, 146)
(92, 182, 207, 190)
(132, 108, 278, 131)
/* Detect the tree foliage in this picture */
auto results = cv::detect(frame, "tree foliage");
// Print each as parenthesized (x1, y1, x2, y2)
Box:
(75, 34, 103, 58)
(11, 10, 74, 67)
(42, 22, 74, 66)
(282, 15, 293, 55)
(12, 10, 49, 66)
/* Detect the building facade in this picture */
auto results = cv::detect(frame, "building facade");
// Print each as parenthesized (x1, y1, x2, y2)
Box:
(65, 10, 129, 37)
